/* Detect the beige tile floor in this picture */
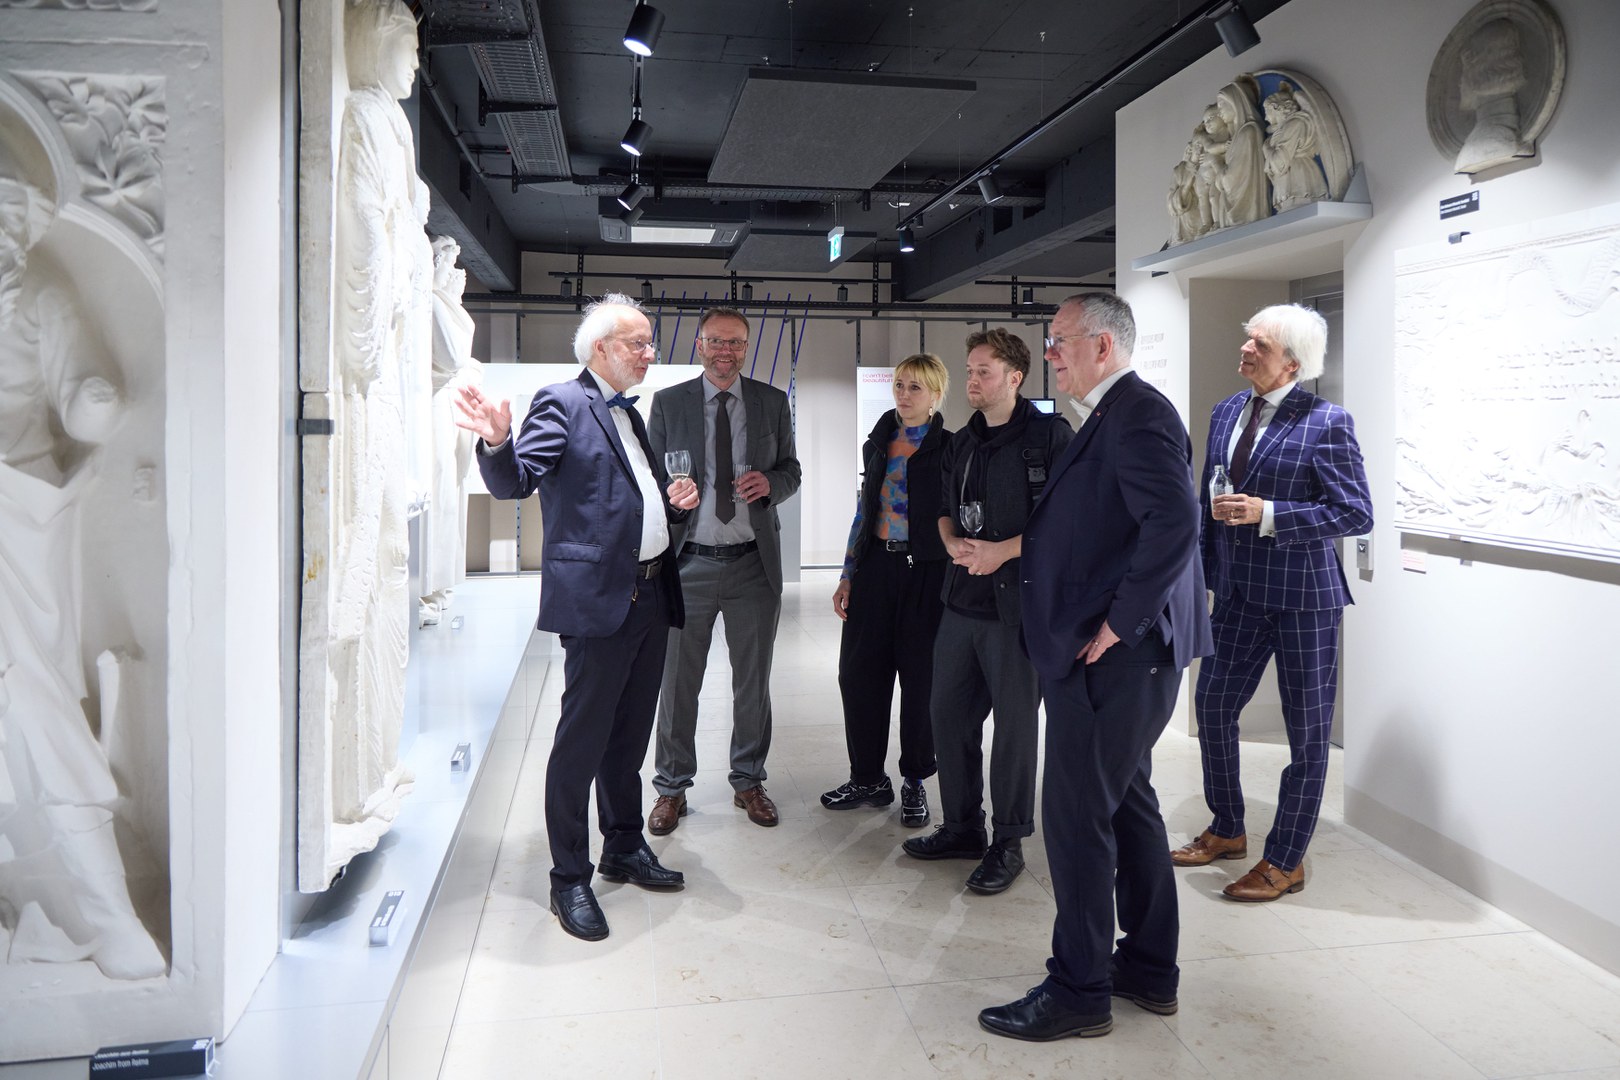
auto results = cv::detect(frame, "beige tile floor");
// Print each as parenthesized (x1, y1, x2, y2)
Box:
(376, 571, 1620, 1080)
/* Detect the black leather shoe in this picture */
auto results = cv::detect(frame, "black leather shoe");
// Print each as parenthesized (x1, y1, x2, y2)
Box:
(901, 825, 988, 861)
(597, 845, 685, 889)
(965, 839, 1025, 895)
(1109, 963, 1179, 1016)
(978, 986, 1112, 1042)
(549, 884, 608, 941)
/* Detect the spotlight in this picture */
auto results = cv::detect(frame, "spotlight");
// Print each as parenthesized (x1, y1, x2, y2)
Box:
(1022, 286, 1035, 305)
(620, 204, 645, 227)
(560, 277, 573, 298)
(977, 174, 1005, 204)
(741, 282, 753, 301)
(641, 279, 654, 299)
(623, 2, 665, 57)
(617, 182, 647, 211)
(898, 226, 916, 253)
(1210, 2, 1260, 57)
(837, 284, 849, 303)
(621, 118, 652, 157)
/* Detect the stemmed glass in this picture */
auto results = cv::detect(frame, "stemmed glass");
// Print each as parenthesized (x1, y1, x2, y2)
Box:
(664, 450, 691, 483)
(959, 500, 984, 537)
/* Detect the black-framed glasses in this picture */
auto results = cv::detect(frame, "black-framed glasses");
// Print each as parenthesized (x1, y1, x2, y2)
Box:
(700, 336, 748, 351)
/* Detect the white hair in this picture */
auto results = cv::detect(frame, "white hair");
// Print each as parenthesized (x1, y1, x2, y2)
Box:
(572, 292, 644, 364)
(1245, 304, 1328, 381)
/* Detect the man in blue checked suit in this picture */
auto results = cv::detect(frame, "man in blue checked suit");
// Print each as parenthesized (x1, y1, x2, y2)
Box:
(1172, 304, 1373, 902)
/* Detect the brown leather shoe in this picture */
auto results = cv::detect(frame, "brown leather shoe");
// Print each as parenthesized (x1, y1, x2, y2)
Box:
(733, 785, 778, 827)
(648, 794, 686, 836)
(1223, 858, 1305, 902)
(1170, 829, 1248, 866)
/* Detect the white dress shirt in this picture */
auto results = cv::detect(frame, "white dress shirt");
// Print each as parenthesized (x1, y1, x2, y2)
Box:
(585, 368, 670, 559)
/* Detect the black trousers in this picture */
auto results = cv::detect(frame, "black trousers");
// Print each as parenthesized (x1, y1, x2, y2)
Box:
(837, 549, 944, 785)
(1039, 634, 1182, 1014)
(546, 572, 670, 890)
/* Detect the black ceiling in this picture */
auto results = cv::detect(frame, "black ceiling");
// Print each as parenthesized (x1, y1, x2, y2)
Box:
(412, 0, 1294, 292)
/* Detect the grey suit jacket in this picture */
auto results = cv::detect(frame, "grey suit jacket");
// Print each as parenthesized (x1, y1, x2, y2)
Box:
(648, 374, 802, 594)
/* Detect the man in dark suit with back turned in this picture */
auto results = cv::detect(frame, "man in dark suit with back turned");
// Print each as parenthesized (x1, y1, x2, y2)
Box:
(980, 292, 1212, 1041)
(1172, 303, 1372, 902)
(645, 307, 801, 834)
(453, 293, 700, 942)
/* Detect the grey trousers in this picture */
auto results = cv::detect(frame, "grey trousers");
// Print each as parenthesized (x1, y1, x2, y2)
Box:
(931, 608, 1040, 842)
(654, 548, 780, 795)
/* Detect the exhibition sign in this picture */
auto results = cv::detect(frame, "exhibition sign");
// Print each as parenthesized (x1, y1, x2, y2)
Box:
(1394, 200, 1620, 562)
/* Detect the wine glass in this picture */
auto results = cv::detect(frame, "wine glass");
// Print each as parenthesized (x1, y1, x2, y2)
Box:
(959, 500, 984, 537)
(1209, 464, 1233, 504)
(664, 450, 691, 483)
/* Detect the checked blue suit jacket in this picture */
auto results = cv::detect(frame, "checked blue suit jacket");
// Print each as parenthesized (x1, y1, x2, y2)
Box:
(1200, 385, 1373, 612)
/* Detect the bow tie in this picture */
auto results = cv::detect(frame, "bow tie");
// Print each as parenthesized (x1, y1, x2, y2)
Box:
(607, 392, 639, 409)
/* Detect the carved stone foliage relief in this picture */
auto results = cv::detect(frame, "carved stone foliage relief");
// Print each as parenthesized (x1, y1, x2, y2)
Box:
(13, 73, 165, 256)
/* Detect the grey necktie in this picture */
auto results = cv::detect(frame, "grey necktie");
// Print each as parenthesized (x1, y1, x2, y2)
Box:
(714, 390, 735, 524)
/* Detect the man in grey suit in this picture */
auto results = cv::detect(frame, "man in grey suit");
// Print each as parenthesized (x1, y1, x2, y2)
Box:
(647, 307, 802, 833)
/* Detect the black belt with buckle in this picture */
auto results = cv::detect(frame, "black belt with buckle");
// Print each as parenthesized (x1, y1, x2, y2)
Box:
(882, 540, 910, 553)
(683, 540, 759, 560)
(636, 557, 663, 580)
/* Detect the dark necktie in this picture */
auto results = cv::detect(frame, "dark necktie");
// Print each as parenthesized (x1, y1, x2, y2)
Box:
(714, 390, 735, 524)
(607, 392, 639, 409)
(1228, 395, 1266, 486)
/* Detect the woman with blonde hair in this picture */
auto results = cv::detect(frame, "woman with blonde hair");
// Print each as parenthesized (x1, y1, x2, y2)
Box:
(822, 353, 952, 827)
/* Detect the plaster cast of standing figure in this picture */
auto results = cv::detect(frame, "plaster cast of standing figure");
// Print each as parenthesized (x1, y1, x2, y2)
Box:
(329, 0, 421, 828)
(419, 235, 482, 624)
(1455, 18, 1529, 173)
(1214, 78, 1269, 228)
(402, 180, 436, 511)
(1196, 104, 1230, 232)
(0, 171, 165, 980)
(1262, 84, 1329, 213)
(1168, 130, 1214, 244)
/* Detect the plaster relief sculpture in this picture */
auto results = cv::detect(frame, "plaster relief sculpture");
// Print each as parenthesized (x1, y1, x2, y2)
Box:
(0, 0, 158, 8)
(1262, 83, 1328, 212)
(1427, 0, 1565, 176)
(1165, 70, 1354, 247)
(1212, 77, 1268, 229)
(419, 235, 481, 625)
(0, 107, 165, 980)
(302, 0, 420, 889)
(13, 73, 165, 256)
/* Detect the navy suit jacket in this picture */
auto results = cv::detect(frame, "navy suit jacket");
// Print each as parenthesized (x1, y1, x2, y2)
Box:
(1020, 371, 1213, 680)
(478, 369, 688, 637)
(1200, 385, 1373, 612)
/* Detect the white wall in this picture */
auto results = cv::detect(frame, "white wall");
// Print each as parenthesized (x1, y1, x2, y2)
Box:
(1114, 0, 1620, 972)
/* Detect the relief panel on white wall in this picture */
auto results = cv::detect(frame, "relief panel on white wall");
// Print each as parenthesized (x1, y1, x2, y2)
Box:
(0, 68, 171, 1049)
(1394, 200, 1620, 561)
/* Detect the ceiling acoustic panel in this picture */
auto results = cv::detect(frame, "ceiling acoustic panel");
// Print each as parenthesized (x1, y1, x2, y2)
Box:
(726, 229, 871, 273)
(708, 69, 976, 190)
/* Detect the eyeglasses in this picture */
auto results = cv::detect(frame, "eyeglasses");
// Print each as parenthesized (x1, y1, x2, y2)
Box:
(700, 336, 748, 351)
(1044, 332, 1101, 351)
(618, 338, 660, 356)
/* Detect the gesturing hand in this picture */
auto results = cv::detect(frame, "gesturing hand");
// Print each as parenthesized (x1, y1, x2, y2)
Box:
(452, 383, 513, 447)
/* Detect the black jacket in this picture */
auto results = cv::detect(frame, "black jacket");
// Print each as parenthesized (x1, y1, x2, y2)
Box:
(939, 396, 1074, 626)
(852, 409, 951, 566)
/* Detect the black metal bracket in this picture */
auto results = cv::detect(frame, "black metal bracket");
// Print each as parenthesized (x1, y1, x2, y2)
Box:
(478, 84, 558, 127)
(297, 417, 335, 436)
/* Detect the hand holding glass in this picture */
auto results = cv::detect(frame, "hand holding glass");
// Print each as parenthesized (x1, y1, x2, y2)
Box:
(1209, 464, 1233, 504)
(665, 450, 691, 483)
(959, 501, 984, 537)
(734, 461, 752, 503)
